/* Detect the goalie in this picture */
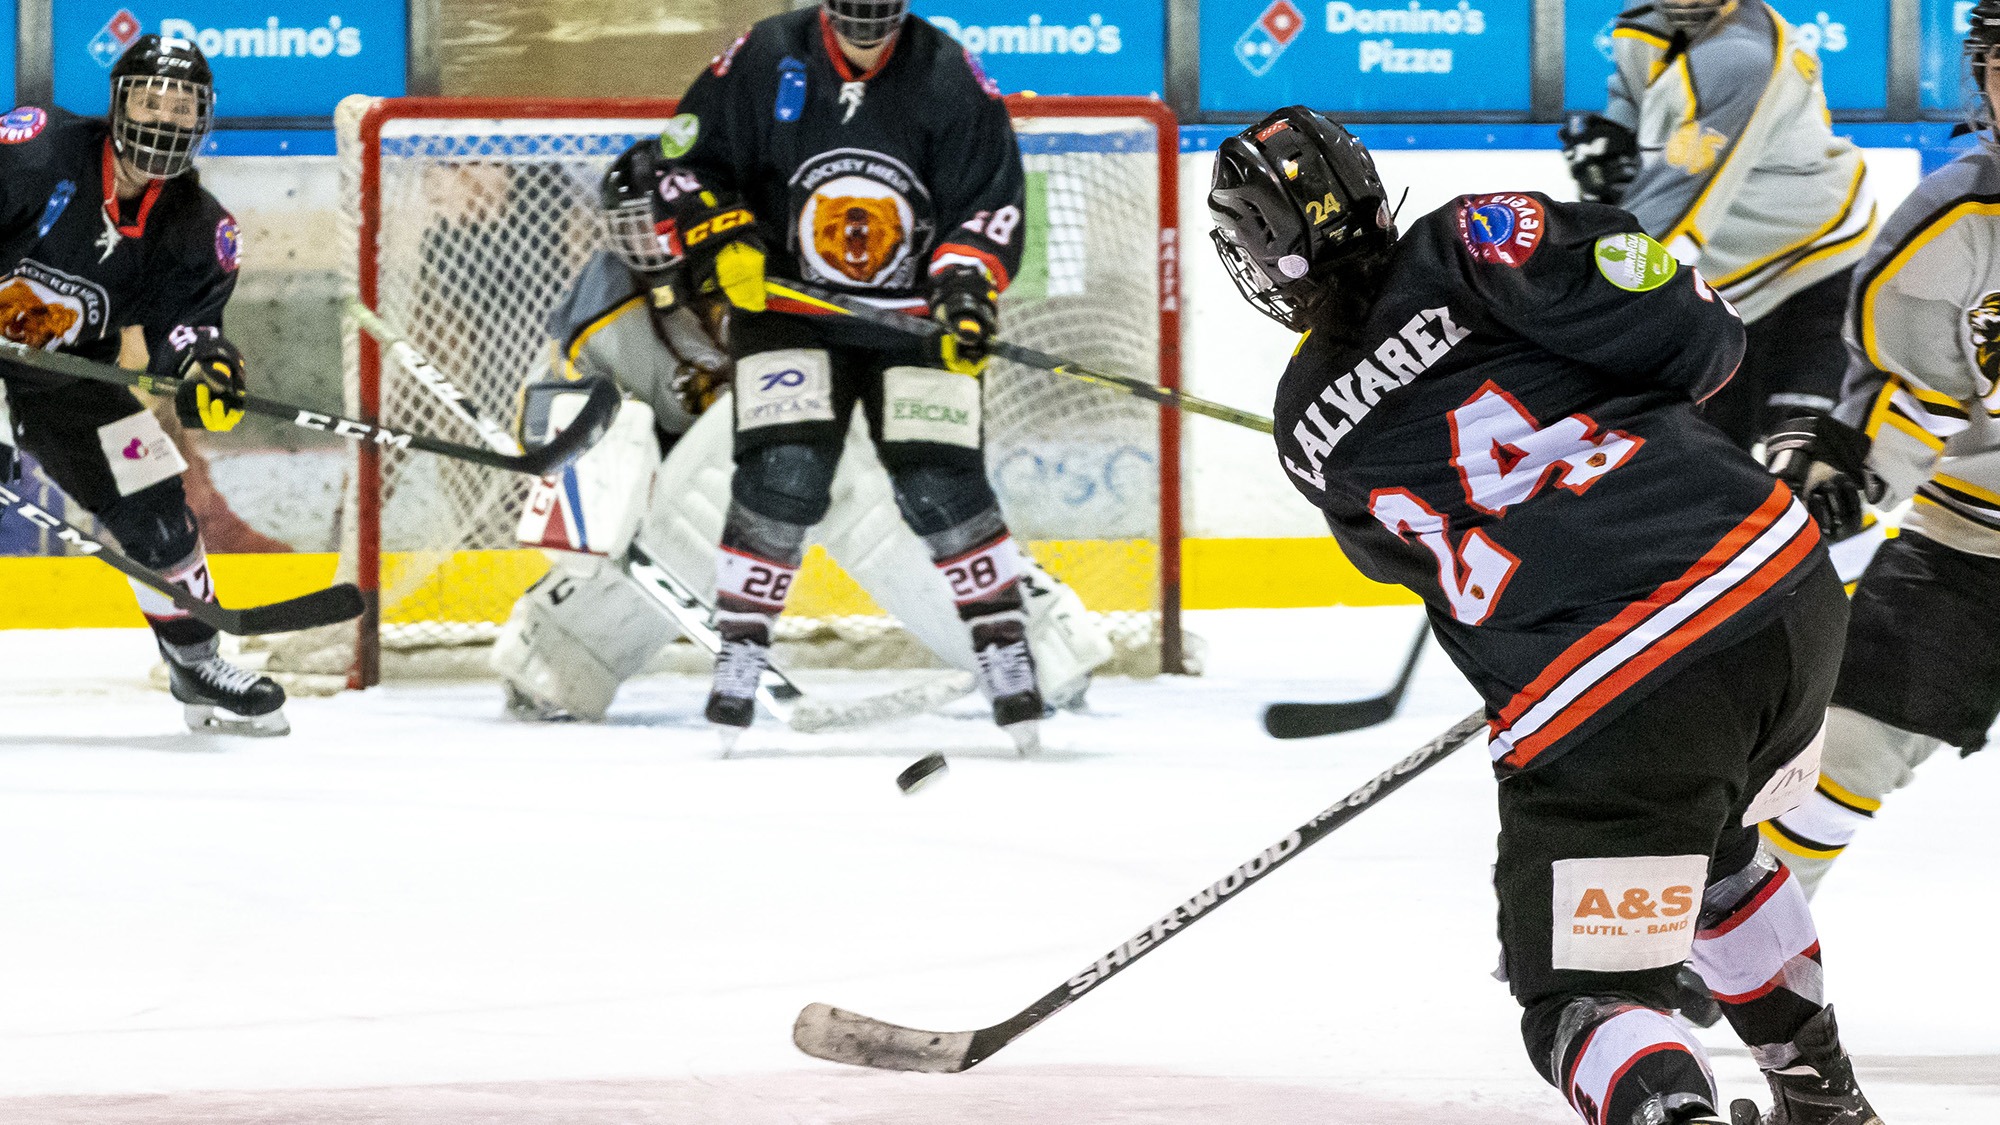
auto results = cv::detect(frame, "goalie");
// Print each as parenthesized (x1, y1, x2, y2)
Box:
(491, 142, 1112, 729)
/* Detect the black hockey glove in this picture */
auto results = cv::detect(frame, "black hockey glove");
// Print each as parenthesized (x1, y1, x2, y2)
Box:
(170, 326, 247, 433)
(930, 264, 998, 376)
(661, 193, 766, 314)
(1559, 114, 1640, 205)
(1766, 414, 1883, 541)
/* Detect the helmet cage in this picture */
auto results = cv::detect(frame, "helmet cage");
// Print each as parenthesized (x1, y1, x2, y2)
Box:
(823, 0, 908, 47)
(1658, 0, 1730, 34)
(111, 73, 214, 178)
(603, 200, 671, 272)
(1967, 0, 2000, 149)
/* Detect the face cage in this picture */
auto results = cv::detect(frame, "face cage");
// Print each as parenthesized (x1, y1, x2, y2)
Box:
(111, 74, 214, 179)
(1658, 0, 1728, 33)
(824, 0, 908, 47)
(604, 201, 672, 272)
(1211, 228, 1308, 332)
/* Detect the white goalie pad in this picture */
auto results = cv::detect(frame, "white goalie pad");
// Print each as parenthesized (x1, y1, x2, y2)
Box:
(491, 551, 680, 721)
(517, 394, 660, 557)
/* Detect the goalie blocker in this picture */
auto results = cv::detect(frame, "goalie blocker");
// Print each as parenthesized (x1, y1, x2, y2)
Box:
(494, 384, 1112, 723)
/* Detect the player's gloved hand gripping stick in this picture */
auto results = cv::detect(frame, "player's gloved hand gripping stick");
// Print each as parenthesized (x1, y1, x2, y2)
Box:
(0, 334, 620, 479)
(764, 278, 1276, 434)
(792, 708, 1488, 1072)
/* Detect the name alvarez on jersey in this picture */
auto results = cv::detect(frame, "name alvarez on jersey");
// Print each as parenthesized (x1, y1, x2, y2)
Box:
(1274, 192, 1829, 774)
(661, 8, 1024, 306)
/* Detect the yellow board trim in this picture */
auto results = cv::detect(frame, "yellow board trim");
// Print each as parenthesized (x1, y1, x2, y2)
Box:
(0, 538, 1421, 629)
(1816, 774, 1882, 813)
(1861, 201, 2000, 371)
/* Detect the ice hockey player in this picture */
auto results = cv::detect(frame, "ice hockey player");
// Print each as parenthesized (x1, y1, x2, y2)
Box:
(1757, 0, 2000, 898)
(1213, 105, 1881, 1125)
(493, 142, 1112, 725)
(647, 1, 1045, 749)
(0, 36, 287, 735)
(1561, 0, 1877, 451)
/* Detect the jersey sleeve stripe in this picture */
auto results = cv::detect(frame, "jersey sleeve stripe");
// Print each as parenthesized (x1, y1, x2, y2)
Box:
(1493, 485, 1816, 769)
(930, 242, 1011, 290)
(563, 296, 648, 380)
(1858, 199, 2000, 371)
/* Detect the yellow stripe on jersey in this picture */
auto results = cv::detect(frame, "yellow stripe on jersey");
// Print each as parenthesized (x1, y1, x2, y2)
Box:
(1661, 13, 1785, 248)
(563, 295, 648, 381)
(1931, 472, 2000, 510)
(1861, 201, 2000, 372)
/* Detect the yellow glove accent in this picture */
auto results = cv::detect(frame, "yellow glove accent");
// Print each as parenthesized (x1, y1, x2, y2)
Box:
(194, 363, 244, 432)
(939, 333, 989, 377)
(713, 241, 768, 312)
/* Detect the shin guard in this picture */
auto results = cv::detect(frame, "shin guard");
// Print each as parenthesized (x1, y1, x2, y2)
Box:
(1552, 999, 1717, 1125)
(1692, 852, 1826, 1059)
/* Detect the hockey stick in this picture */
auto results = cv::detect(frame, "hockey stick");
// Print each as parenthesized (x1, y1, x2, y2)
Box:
(357, 302, 971, 734)
(0, 479, 363, 635)
(0, 335, 620, 478)
(1263, 620, 1430, 739)
(791, 708, 1489, 1072)
(763, 279, 1276, 435)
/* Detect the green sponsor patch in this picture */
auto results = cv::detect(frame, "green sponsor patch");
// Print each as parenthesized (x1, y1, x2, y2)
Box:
(659, 114, 700, 159)
(1593, 232, 1679, 292)
(892, 398, 971, 427)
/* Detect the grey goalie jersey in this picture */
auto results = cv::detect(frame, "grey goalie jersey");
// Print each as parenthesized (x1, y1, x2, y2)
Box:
(1607, 2, 1876, 321)
(543, 250, 701, 438)
(1837, 147, 2000, 558)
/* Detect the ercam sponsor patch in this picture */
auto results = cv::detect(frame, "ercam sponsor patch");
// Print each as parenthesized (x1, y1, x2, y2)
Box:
(1551, 854, 1705, 972)
(1594, 231, 1679, 292)
(1458, 193, 1544, 267)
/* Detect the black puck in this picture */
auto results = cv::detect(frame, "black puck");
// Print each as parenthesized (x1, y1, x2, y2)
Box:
(896, 752, 949, 795)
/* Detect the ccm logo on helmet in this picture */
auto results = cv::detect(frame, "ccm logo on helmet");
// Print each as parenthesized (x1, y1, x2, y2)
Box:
(685, 208, 755, 248)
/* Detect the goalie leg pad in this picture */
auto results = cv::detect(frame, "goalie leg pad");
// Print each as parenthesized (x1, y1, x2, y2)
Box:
(516, 396, 660, 557)
(638, 392, 737, 603)
(1760, 705, 1943, 896)
(491, 554, 680, 722)
(1019, 556, 1113, 710)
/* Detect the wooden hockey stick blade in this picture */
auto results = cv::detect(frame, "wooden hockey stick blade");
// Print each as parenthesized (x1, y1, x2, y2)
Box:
(0, 338, 619, 477)
(792, 710, 1489, 1072)
(1262, 622, 1430, 739)
(763, 280, 1275, 434)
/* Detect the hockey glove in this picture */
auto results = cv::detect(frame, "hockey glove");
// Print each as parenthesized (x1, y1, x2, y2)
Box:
(1558, 113, 1640, 205)
(930, 264, 998, 377)
(1766, 414, 1883, 541)
(170, 327, 247, 433)
(677, 193, 767, 313)
(655, 302, 734, 416)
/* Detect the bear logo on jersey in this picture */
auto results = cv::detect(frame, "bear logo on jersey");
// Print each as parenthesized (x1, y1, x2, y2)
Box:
(1965, 291, 2000, 388)
(0, 262, 109, 350)
(791, 149, 933, 290)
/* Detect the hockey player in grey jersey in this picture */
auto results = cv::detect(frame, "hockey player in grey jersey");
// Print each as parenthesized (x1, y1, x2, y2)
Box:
(1760, 0, 2000, 895)
(1562, 0, 1877, 450)
(492, 142, 1112, 724)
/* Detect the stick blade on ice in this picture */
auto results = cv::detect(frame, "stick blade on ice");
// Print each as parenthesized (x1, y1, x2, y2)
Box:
(1262, 697, 1396, 739)
(792, 1003, 976, 1073)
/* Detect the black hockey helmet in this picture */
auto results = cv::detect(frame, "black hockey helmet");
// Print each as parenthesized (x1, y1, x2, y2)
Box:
(1657, 0, 1731, 34)
(1967, 0, 2000, 142)
(601, 140, 672, 272)
(109, 34, 214, 179)
(822, 0, 908, 48)
(1209, 106, 1396, 333)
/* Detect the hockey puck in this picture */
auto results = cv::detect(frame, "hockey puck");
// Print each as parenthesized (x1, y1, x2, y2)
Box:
(896, 752, 949, 795)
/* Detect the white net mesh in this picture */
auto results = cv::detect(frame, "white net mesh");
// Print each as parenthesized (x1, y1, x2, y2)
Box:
(325, 96, 1174, 683)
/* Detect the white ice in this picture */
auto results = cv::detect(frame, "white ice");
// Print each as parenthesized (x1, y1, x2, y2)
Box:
(0, 608, 1993, 1123)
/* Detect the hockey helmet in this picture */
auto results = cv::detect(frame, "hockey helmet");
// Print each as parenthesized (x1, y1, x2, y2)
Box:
(1208, 106, 1396, 333)
(822, 0, 908, 48)
(109, 35, 214, 179)
(601, 140, 672, 272)
(1657, 0, 1732, 34)
(1968, 0, 2000, 137)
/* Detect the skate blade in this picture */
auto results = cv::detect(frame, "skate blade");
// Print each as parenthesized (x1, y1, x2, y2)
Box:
(1004, 719, 1041, 757)
(184, 703, 290, 738)
(712, 722, 745, 758)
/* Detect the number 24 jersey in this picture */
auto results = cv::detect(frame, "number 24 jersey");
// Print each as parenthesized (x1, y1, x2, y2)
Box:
(1273, 192, 1829, 775)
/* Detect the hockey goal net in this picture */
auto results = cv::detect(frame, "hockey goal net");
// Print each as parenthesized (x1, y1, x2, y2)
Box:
(298, 94, 1182, 689)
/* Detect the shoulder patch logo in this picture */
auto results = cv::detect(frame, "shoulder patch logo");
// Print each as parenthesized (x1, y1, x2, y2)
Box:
(775, 57, 808, 122)
(1965, 291, 2000, 383)
(713, 31, 749, 76)
(963, 48, 1002, 97)
(215, 216, 241, 272)
(1594, 231, 1678, 292)
(1458, 193, 1545, 267)
(0, 107, 49, 144)
(36, 181, 77, 238)
(660, 114, 701, 158)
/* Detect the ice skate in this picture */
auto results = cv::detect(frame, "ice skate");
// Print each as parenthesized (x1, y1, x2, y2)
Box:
(163, 641, 289, 737)
(1626, 1092, 1762, 1125)
(1754, 1008, 1883, 1125)
(706, 625, 771, 752)
(970, 611, 1042, 755)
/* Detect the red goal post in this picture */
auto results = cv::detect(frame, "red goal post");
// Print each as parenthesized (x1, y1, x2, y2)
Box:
(338, 94, 1184, 688)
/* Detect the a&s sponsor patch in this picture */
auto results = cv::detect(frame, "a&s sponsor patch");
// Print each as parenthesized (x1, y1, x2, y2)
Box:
(1550, 854, 1706, 972)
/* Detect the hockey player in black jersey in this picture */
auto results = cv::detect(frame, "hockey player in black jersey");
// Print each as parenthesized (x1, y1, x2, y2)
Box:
(649, 0, 1042, 750)
(1212, 107, 1882, 1125)
(0, 36, 287, 735)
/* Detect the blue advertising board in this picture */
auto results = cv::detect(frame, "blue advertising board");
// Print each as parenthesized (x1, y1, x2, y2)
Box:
(1201, 0, 1532, 114)
(915, 1, 1165, 96)
(1922, 0, 1974, 110)
(1564, 1, 1887, 112)
(51, 1, 406, 118)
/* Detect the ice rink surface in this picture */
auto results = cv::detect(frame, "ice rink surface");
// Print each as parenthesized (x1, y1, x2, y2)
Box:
(0, 607, 1993, 1123)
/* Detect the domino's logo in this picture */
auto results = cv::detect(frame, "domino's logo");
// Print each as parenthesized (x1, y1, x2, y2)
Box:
(1236, 0, 1307, 77)
(89, 9, 143, 67)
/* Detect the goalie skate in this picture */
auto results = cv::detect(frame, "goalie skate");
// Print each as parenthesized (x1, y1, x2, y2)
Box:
(166, 648, 290, 737)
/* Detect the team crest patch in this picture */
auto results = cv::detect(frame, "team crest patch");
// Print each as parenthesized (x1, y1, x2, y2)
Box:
(1594, 231, 1678, 292)
(1966, 291, 2000, 388)
(215, 216, 241, 271)
(0, 262, 109, 350)
(963, 48, 1002, 97)
(712, 31, 748, 76)
(659, 114, 700, 158)
(1458, 193, 1544, 267)
(790, 148, 933, 290)
(0, 107, 48, 144)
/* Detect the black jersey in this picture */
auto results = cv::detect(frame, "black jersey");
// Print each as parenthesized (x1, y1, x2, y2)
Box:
(1273, 192, 1828, 775)
(0, 106, 238, 377)
(662, 9, 1025, 308)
